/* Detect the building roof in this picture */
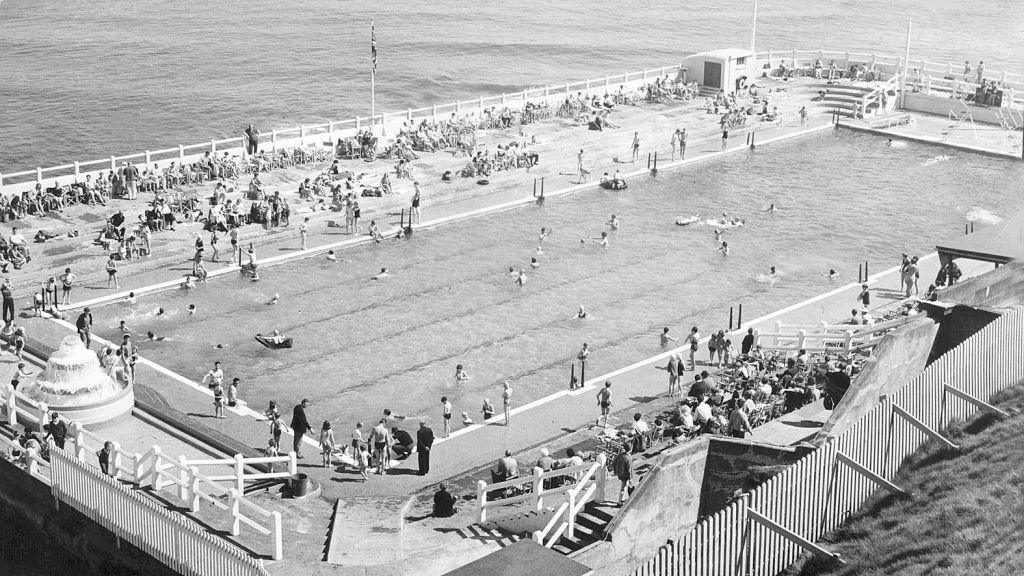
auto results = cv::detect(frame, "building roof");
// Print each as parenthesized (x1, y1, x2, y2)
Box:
(441, 540, 593, 576)
(695, 48, 755, 61)
(936, 208, 1024, 264)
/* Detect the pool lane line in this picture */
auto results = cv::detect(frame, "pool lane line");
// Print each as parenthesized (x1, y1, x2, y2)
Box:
(60, 122, 835, 314)
(433, 251, 929, 443)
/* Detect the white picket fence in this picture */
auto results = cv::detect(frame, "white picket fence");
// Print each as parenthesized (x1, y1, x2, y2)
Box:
(2, 389, 289, 560)
(632, 305, 1024, 576)
(49, 446, 269, 576)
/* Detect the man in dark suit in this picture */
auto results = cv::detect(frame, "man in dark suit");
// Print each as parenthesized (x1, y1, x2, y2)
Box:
(416, 420, 435, 475)
(291, 399, 312, 458)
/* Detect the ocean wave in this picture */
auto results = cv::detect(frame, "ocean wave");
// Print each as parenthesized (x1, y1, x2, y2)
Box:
(965, 207, 1003, 224)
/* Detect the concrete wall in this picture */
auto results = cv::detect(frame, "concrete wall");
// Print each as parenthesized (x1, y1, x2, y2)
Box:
(0, 458, 178, 576)
(813, 315, 940, 443)
(697, 438, 812, 517)
(574, 437, 710, 576)
(938, 261, 1024, 309)
(902, 92, 1011, 125)
(927, 305, 1001, 364)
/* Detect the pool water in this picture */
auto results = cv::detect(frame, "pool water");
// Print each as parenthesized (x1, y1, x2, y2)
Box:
(96, 131, 1024, 427)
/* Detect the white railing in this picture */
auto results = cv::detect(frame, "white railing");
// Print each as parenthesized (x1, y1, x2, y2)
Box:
(3, 387, 284, 560)
(4, 388, 51, 433)
(49, 446, 269, 576)
(631, 305, 1024, 576)
(0, 65, 683, 192)
(753, 315, 911, 353)
(753, 48, 1023, 109)
(858, 74, 901, 117)
(476, 455, 607, 524)
(0, 432, 51, 484)
(180, 452, 297, 493)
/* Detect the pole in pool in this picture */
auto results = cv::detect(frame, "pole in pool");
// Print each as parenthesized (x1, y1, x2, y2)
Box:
(533, 178, 537, 197)
(646, 153, 651, 170)
(580, 360, 586, 388)
(859, 263, 863, 283)
(541, 177, 545, 196)
(750, 133, 755, 150)
(652, 151, 658, 174)
(400, 209, 405, 229)
(738, 304, 743, 329)
(971, 222, 975, 233)
(569, 364, 576, 390)
(965, 223, 969, 235)
(865, 261, 869, 279)
(729, 306, 734, 330)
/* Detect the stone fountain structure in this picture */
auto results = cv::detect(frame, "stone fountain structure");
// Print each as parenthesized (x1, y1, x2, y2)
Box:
(20, 335, 135, 426)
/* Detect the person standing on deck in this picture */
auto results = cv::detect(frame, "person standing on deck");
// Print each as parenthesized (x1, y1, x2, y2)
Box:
(630, 132, 641, 162)
(577, 149, 589, 183)
(857, 283, 871, 307)
(59, 267, 77, 308)
(670, 130, 680, 161)
(1, 277, 14, 326)
(799, 106, 808, 127)
(596, 381, 613, 427)
(679, 128, 688, 160)
(411, 182, 422, 224)
(291, 399, 313, 458)
(417, 420, 435, 476)
(299, 217, 310, 250)
(721, 129, 729, 151)
(682, 326, 700, 371)
(245, 124, 260, 156)
(502, 381, 513, 426)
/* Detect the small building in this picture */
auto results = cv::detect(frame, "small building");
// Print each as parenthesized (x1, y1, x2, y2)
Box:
(442, 540, 593, 576)
(680, 48, 758, 94)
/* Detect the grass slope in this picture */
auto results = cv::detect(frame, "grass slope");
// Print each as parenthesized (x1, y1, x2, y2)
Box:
(788, 384, 1024, 576)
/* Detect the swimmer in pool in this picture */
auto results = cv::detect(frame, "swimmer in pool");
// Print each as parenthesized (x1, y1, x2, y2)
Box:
(769, 266, 779, 278)
(187, 304, 196, 316)
(182, 277, 196, 290)
(822, 268, 838, 279)
(573, 304, 589, 319)
(269, 293, 280, 305)
(717, 241, 730, 256)
(126, 291, 137, 305)
(514, 269, 527, 287)
(327, 250, 337, 261)
(539, 227, 551, 242)
(269, 329, 286, 345)
(535, 245, 544, 256)
(146, 331, 166, 341)
(251, 270, 260, 282)
(886, 138, 894, 147)
(607, 215, 620, 230)
(592, 232, 609, 248)
(507, 266, 518, 277)
(530, 257, 540, 269)
(155, 307, 166, 316)
(371, 267, 391, 280)
(714, 229, 725, 242)
(767, 203, 776, 213)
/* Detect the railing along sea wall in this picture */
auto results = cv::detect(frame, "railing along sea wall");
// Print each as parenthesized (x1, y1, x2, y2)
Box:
(0, 64, 684, 195)
(630, 305, 1024, 576)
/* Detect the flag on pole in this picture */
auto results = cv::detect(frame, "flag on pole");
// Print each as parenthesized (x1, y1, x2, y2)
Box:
(371, 22, 378, 75)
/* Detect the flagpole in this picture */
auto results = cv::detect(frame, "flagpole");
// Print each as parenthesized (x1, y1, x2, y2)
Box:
(900, 18, 911, 108)
(371, 20, 376, 135)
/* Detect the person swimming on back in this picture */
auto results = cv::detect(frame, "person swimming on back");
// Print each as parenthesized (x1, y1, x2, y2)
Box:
(607, 214, 620, 230)
(371, 267, 391, 280)
(530, 257, 539, 269)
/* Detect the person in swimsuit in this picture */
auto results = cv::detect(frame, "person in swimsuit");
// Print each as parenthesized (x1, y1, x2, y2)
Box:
(682, 326, 700, 371)
(501, 381, 513, 426)
(327, 250, 337, 261)
(411, 182, 422, 224)
(229, 228, 239, 262)
(454, 364, 469, 385)
(440, 396, 453, 438)
(371, 267, 390, 280)
(596, 381, 612, 427)
(717, 241, 730, 256)
(607, 215, 620, 230)
(59, 268, 76, 307)
(530, 257, 539, 269)
(539, 227, 551, 242)
(574, 304, 589, 319)
(210, 230, 220, 262)
(299, 217, 309, 250)
(514, 269, 527, 287)
(105, 256, 119, 289)
(660, 327, 678, 347)
(631, 132, 640, 162)
(592, 232, 609, 248)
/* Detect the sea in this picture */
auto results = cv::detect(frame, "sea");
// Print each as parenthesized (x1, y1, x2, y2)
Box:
(0, 0, 1022, 175)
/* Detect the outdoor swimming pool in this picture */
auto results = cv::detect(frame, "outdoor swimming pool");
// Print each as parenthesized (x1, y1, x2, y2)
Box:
(95, 131, 1024, 427)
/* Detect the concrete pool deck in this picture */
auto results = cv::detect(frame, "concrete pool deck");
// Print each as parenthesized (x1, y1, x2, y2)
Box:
(2, 74, 1016, 574)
